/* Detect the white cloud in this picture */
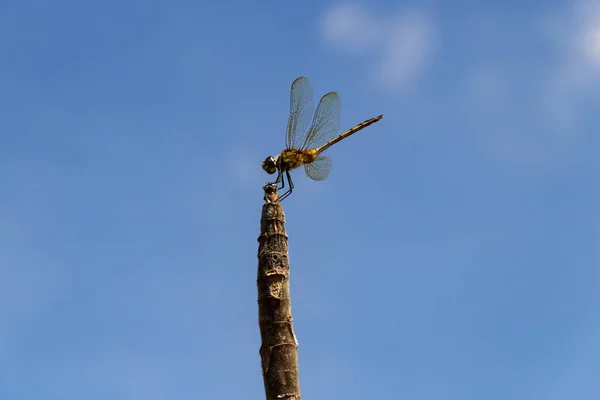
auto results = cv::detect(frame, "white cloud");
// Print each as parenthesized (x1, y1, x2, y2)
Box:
(320, 3, 380, 54)
(377, 11, 433, 88)
(320, 3, 435, 89)
(542, 1, 600, 108)
(463, 2, 600, 166)
(539, 2, 600, 134)
(573, 0, 600, 67)
(583, 26, 600, 66)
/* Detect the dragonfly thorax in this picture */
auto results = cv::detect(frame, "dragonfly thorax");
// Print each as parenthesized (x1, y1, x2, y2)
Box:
(278, 148, 318, 172)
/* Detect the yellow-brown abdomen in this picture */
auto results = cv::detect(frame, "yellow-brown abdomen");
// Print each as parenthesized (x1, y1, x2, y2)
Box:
(278, 149, 318, 172)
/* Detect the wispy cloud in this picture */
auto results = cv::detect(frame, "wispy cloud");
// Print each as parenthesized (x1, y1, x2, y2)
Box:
(571, 0, 600, 68)
(539, 1, 600, 127)
(320, 3, 381, 55)
(320, 3, 435, 89)
(463, 2, 600, 166)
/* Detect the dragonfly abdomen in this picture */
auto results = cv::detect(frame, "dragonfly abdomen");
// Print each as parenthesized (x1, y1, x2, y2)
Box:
(316, 114, 384, 154)
(278, 148, 318, 171)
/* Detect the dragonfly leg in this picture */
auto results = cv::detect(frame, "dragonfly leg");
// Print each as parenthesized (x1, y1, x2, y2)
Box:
(275, 169, 285, 190)
(287, 170, 294, 192)
(279, 171, 294, 201)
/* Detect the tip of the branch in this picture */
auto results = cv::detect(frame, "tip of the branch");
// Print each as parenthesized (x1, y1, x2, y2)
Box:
(262, 182, 280, 203)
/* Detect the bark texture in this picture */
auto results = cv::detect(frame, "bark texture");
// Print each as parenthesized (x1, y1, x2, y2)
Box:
(257, 184, 301, 400)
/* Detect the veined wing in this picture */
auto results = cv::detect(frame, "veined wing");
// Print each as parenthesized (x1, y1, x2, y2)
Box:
(286, 77, 314, 149)
(299, 92, 341, 151)
(304, 155, 332, 181)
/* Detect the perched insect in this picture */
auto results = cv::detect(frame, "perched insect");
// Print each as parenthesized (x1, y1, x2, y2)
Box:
(262, 76, 383, 201)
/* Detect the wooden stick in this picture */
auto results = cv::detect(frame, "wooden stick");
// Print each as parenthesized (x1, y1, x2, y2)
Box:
(257, 183, 301, 400)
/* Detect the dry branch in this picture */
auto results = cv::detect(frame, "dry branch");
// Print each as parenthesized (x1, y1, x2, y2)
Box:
(256, 183, 301, 400)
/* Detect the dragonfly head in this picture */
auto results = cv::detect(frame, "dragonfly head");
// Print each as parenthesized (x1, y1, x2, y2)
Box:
(262, 156, 278, 175)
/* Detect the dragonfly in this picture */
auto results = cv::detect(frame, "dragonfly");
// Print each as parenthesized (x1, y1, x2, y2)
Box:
(262, 76, 383, 201)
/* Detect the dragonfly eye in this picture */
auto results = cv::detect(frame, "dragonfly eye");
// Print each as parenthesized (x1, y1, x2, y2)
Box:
(262, 156, 277, 174)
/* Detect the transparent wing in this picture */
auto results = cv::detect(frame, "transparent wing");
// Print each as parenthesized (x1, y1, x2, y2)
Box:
(299, 92, 341, 150)
(304, 155, 332, 181)
(286, 77, 314, 149)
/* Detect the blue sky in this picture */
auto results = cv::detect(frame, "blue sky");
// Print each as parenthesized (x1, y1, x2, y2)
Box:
(1, 0, 599, 398)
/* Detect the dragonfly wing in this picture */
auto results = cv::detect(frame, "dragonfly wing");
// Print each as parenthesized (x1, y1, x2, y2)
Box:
(286, 77, 314, 149)
(304, 155, 332, 181)
(300, 92, 341, 150)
